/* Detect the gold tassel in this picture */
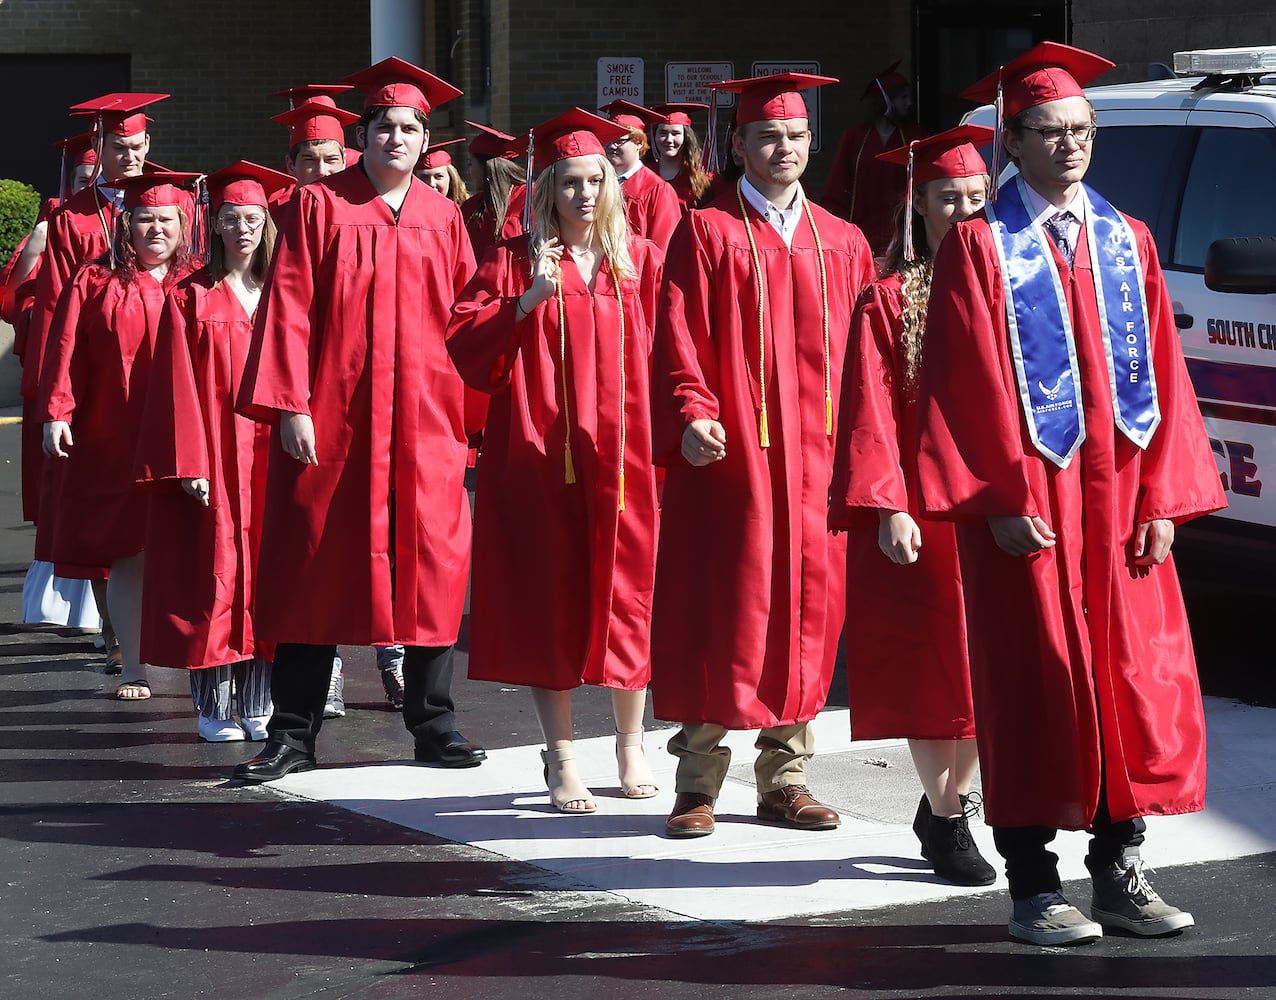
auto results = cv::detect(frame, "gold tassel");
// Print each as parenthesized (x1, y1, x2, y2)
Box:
(826, 393, 834, 436)
(564, 438, 577, 485)
(759, 405, 771, 449)
(617, 470, 625, 511)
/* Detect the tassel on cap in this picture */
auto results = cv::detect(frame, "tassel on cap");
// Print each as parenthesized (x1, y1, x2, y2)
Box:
(521, 130, 534, 231)
(903, 140, 918, 262)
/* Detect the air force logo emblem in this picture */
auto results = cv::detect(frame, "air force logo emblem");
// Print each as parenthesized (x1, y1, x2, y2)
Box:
(1038, 373, 1065, 401)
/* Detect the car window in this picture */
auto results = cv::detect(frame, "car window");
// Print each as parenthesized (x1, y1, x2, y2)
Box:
(1084, 125, 1192, 263)
(1174, 126, 1276, 270)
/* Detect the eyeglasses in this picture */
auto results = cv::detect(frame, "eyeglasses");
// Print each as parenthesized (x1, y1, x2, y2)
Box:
(1018, 123, 1099, 146)
(217, 214, 266, 232)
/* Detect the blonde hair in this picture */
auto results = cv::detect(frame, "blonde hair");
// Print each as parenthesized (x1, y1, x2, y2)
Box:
(442, 163, 470, 206)
(528, 154, 634, 280)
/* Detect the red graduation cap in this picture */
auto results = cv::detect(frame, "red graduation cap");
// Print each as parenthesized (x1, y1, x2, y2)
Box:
(343, 56, 462, 117)
(110, 170, 201, 211)
(530, 108, 629, 174)
(862, 61, 909, 101)
(708, 72, 837, 126)
(961, 41, 1115, 119)
(70, 92, 168, 137)
(206, 160, 295, 210)
(877, 123, 995, 262)
(598, 100, 667, 133)
(272, 97, 359, 146)
(650, 103, 707, 127)
(270, 83, 353, 110)
(464, 120, 518, 159)
(876, 123, 994, 185)
(417, 137, 466, 171)
(53, 131, 98, 168)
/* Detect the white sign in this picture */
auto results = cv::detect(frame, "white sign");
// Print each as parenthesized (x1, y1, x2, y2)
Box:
(664, 61, 735, 107)
(751, 60, 823, 152)
(598, 57, 645, 106)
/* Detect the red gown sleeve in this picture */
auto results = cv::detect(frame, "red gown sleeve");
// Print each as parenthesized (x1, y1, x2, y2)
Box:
(650, 213, 720, 466)
(23, 210, 82, 400)
(1129, 224, 1227, 524)
(829, 281, 909, 531)
(37, 267, 95, 424)
(135, 283, 211, 484)
(446, 241, 530, 394)
(915, 223, 1039, 520)
(236, 187, 325, 423)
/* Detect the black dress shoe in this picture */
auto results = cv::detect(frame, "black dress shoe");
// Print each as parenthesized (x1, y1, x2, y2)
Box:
(413, 730, 487, 768)
(232, 740, 318, 783)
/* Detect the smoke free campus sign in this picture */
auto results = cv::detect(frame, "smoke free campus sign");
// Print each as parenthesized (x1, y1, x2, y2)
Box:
(598, 58, 645, 106)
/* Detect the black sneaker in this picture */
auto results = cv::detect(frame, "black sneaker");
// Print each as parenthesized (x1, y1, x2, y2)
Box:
(1089, 848, 1195, 936)
(925, 812, 997, 886)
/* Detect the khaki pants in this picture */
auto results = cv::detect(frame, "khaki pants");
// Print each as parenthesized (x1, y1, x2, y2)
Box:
(667, 721, 815, 798)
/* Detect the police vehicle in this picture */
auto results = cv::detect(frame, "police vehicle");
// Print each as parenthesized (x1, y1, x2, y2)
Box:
(970, 45, 1276, 562)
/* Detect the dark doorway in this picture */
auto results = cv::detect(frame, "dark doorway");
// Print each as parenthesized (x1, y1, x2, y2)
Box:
(0, 54, 131, 198)
(913, 1, 1069, 132)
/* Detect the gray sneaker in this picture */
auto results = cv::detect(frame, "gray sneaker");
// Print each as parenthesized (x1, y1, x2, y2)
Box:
(323, 656, 345, 719)
(1009, 891, 1103, 946)
(1090, 849, 1195, 936)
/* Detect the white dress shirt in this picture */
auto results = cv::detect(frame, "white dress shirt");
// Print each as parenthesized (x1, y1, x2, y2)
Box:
(740, 175, 804, 248)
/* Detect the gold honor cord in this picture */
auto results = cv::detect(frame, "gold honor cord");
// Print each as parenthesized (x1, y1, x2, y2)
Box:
(553, 257, 628, 512)
(735, 179, 833, 448)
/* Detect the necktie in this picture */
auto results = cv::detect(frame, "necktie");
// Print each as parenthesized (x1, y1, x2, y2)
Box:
(1044, 211, 1076, 268)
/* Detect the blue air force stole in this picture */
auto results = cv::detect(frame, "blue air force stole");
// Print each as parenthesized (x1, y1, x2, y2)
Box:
(986, 176, 1161, 468)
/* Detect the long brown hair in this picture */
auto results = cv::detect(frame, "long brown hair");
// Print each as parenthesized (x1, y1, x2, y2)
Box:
(648, 123, 711, 204)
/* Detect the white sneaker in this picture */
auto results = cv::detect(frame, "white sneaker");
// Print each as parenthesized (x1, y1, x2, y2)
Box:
(198, 714, 246, 742)
(323, 656, 345, 718)
(240, 716, 270, 741)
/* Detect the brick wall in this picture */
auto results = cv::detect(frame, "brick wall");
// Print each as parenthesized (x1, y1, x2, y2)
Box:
(0, 0, 372, 176)
(484, 1, 914, 192)
(1073, 1, 1276, 83)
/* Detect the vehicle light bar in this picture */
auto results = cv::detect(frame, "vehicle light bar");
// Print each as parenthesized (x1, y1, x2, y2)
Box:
(1174, 46, 1276, 75)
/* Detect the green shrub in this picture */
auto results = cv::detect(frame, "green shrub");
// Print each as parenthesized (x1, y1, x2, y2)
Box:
(0, 179, 42, 270)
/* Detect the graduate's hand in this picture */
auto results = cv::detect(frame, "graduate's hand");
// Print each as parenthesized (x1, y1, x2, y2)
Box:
(682, 419, 726, 466)
(280, 411, 318, 466)
(987, 514, 1056, 556)
(181, 477, 211, 507)
(43, 421, 72, 458)
(521, 238, 564, 313)
(877, 510, 922, 564)
(1133, 518, 1174, 566)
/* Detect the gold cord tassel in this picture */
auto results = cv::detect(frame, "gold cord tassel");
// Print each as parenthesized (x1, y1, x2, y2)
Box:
(759, 406, 771, 449)
(564, 438, 577, 485)
(737, 180, 770, 448)
(617, 470, 625, 511)
(826, 393, 834, 436)
(557, 285, 576, 485)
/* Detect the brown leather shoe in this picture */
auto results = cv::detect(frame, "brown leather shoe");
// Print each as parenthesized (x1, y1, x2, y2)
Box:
(757, 784, 841, 830)
(665, 792, 716, 838)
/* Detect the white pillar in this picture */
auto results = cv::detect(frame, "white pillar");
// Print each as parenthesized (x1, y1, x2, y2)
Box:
(369, 0, 425, 63)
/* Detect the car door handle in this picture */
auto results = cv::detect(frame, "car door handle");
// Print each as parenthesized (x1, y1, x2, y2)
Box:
(1174, 312, 1194, 329)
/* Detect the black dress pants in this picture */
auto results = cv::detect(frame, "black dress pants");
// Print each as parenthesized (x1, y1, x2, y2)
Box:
(993, 795, 1148, 900)
(268, 642, 458, 755)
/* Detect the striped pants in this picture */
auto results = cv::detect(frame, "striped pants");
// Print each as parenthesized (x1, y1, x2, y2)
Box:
(189, 658, 272, 720)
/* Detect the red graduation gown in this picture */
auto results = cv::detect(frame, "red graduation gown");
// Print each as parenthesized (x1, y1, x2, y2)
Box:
(2, 222, 47, 523)
(821, 121, 927, 257)
(916, 214, 1226, 829)
(828, 274, 974, 741)
(22, 189, 118, 526)
(237, 168, 477, 647)
(650, 190, 876, 728)
(37, 263, 189, 572)
(620, 167, 681, 250)
(136, 272, 273, 669)
(462, 184, 527, 265)
(447, 235, 663, 690)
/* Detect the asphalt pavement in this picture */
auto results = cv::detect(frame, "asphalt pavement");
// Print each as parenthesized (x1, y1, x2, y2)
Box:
(2, 416, 1274, 1000)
